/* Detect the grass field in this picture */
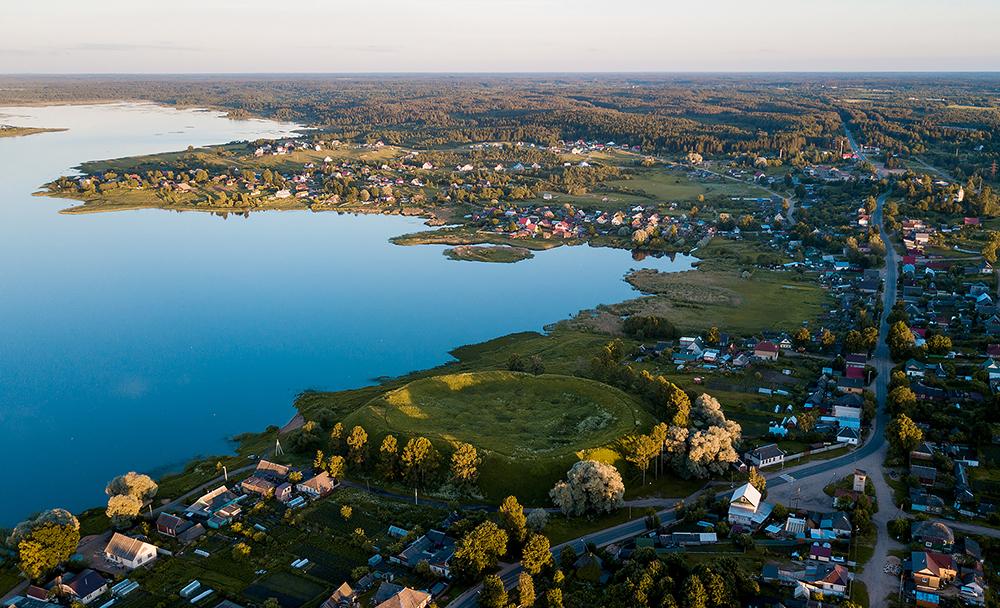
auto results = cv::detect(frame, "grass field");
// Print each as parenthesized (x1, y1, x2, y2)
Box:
(346, 371, 646, 458)
(603, 169, 771, 202)
(610, 267, 827, 334)
(444, 245, 534, 263)
(342, 370, 652, 503)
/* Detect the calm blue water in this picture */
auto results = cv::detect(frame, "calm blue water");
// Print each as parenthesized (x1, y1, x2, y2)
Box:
(0, 103, 693, 524)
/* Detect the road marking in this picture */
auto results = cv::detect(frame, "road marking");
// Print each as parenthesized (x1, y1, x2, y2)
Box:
(780, 474, 796, 483)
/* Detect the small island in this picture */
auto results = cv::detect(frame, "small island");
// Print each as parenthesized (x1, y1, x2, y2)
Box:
(443, 244, 535, 263)
(0, 124, 67, 138)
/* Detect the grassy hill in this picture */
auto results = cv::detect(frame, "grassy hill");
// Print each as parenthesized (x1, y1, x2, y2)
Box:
(343, 370, 652, 503)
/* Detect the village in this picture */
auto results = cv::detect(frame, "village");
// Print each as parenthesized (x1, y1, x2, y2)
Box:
(8, 111, 1000, 608)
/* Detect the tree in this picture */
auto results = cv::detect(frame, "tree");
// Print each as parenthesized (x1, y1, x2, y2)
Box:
(664, 383, 691, 427)
(263, 599, 280, 608)
(518, 571, 536, 607)
(526, 508, 549, 532)
(622, 433, 659, 485)
(106, 494, 143, 528)
(982, 231, 1000, 263)
(819, 328, 836, 350)
(379, 435, 399, 479)
(926, 334, 952, 355)
(450, 442, 481, 487)
(105, 472, 158, 502)
(232, 542, 251, 560)
(733, 533, 755, 552)
(681, 575, 708, 608)
(528, 355, 546, 376)
(480, 574, 508, 608)
(558, 545, 578, 572)
(545, 588, 563, 608)
(887, 413, 923, 456)
(9, 510, 81, 581)
(706, 327, 720, 345)
(888, 321, 916, 360)
(549, 460, 625, 516)
(887, 386, 917, 415)
(683, 395, 742, 479)
(844, 330, 866, 353)
(340, 505, 353, 520)
(521, 533, 553, 576)
(748, 467, 766, 496)
(453, 521, 508, 579)
(499, 496, 528, 544)
(401, 437, 440, 486)
(329, 422, 344, 452)
(346, 425, 368, 466)
(324, 455, 346, 479)
(793, 326, 811, 347)
(889, 369, 910, 390)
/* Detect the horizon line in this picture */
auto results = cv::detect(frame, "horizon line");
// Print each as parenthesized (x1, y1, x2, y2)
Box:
(2, 70, 1000, 77)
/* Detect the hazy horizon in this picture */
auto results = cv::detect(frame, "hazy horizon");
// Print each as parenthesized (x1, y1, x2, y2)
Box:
(4, 0, 999, 73)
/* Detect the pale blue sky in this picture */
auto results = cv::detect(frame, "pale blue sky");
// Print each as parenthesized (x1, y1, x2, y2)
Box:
(3, 0, 998, 72)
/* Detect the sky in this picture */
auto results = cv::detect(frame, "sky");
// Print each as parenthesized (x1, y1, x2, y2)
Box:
(3, 0, 999, 73)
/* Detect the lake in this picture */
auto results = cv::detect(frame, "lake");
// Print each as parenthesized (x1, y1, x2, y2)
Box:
(0, 103, 694, 524)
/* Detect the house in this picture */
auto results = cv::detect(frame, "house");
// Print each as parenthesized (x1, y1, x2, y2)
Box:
(845, 353, 867, 379)
(801, 563, 850, 598)
(391, 529, 456, 578)
(274, 482, 293, 503)
(910, 489, 945, 514)
(809, 542, 832, 562)
(912, 551, 957, 590)
(905, 359, 929, 378)
(241, 475, 276, 496)
(911, 464, 938, 487)
(852, 469, 867, 493)
(372, 583, 431, 608)
(911, 521, 954, 552)
(960, 572, 987, 606)
(104, 533, 158, 570)
(59, 569, 108, 605)
(297, 471, 338, 498)
(836, 426, 860, 445)
(747, 444, 785, 468)
(910, 442, 936, 461)
(322, 582, 356, 608)
(727, 482, 772, 528)
(3, 596, 52, 608)
(155, 513, 193, 538)
(836, 376, 865, 394)
(187, 486, 241, 519)
(753, 341, 780, 361)
(254, 460, 290, 481)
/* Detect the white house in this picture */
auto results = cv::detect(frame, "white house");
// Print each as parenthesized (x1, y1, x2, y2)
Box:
(728, 482, 772, 528)
(104, 533, 158, 570)
(747, 444, 786, 468)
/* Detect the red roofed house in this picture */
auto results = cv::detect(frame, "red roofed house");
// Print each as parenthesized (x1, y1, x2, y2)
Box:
(754, 341, 779, 361)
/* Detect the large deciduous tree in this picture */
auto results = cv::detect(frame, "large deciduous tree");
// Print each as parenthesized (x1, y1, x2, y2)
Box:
(453, 521, 508, 580)
(8, 509, 80, 581)
(549, 460, 625, 516)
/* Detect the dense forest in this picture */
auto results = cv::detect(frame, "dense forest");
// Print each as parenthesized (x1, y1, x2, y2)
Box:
(2, 74, 996, 182)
